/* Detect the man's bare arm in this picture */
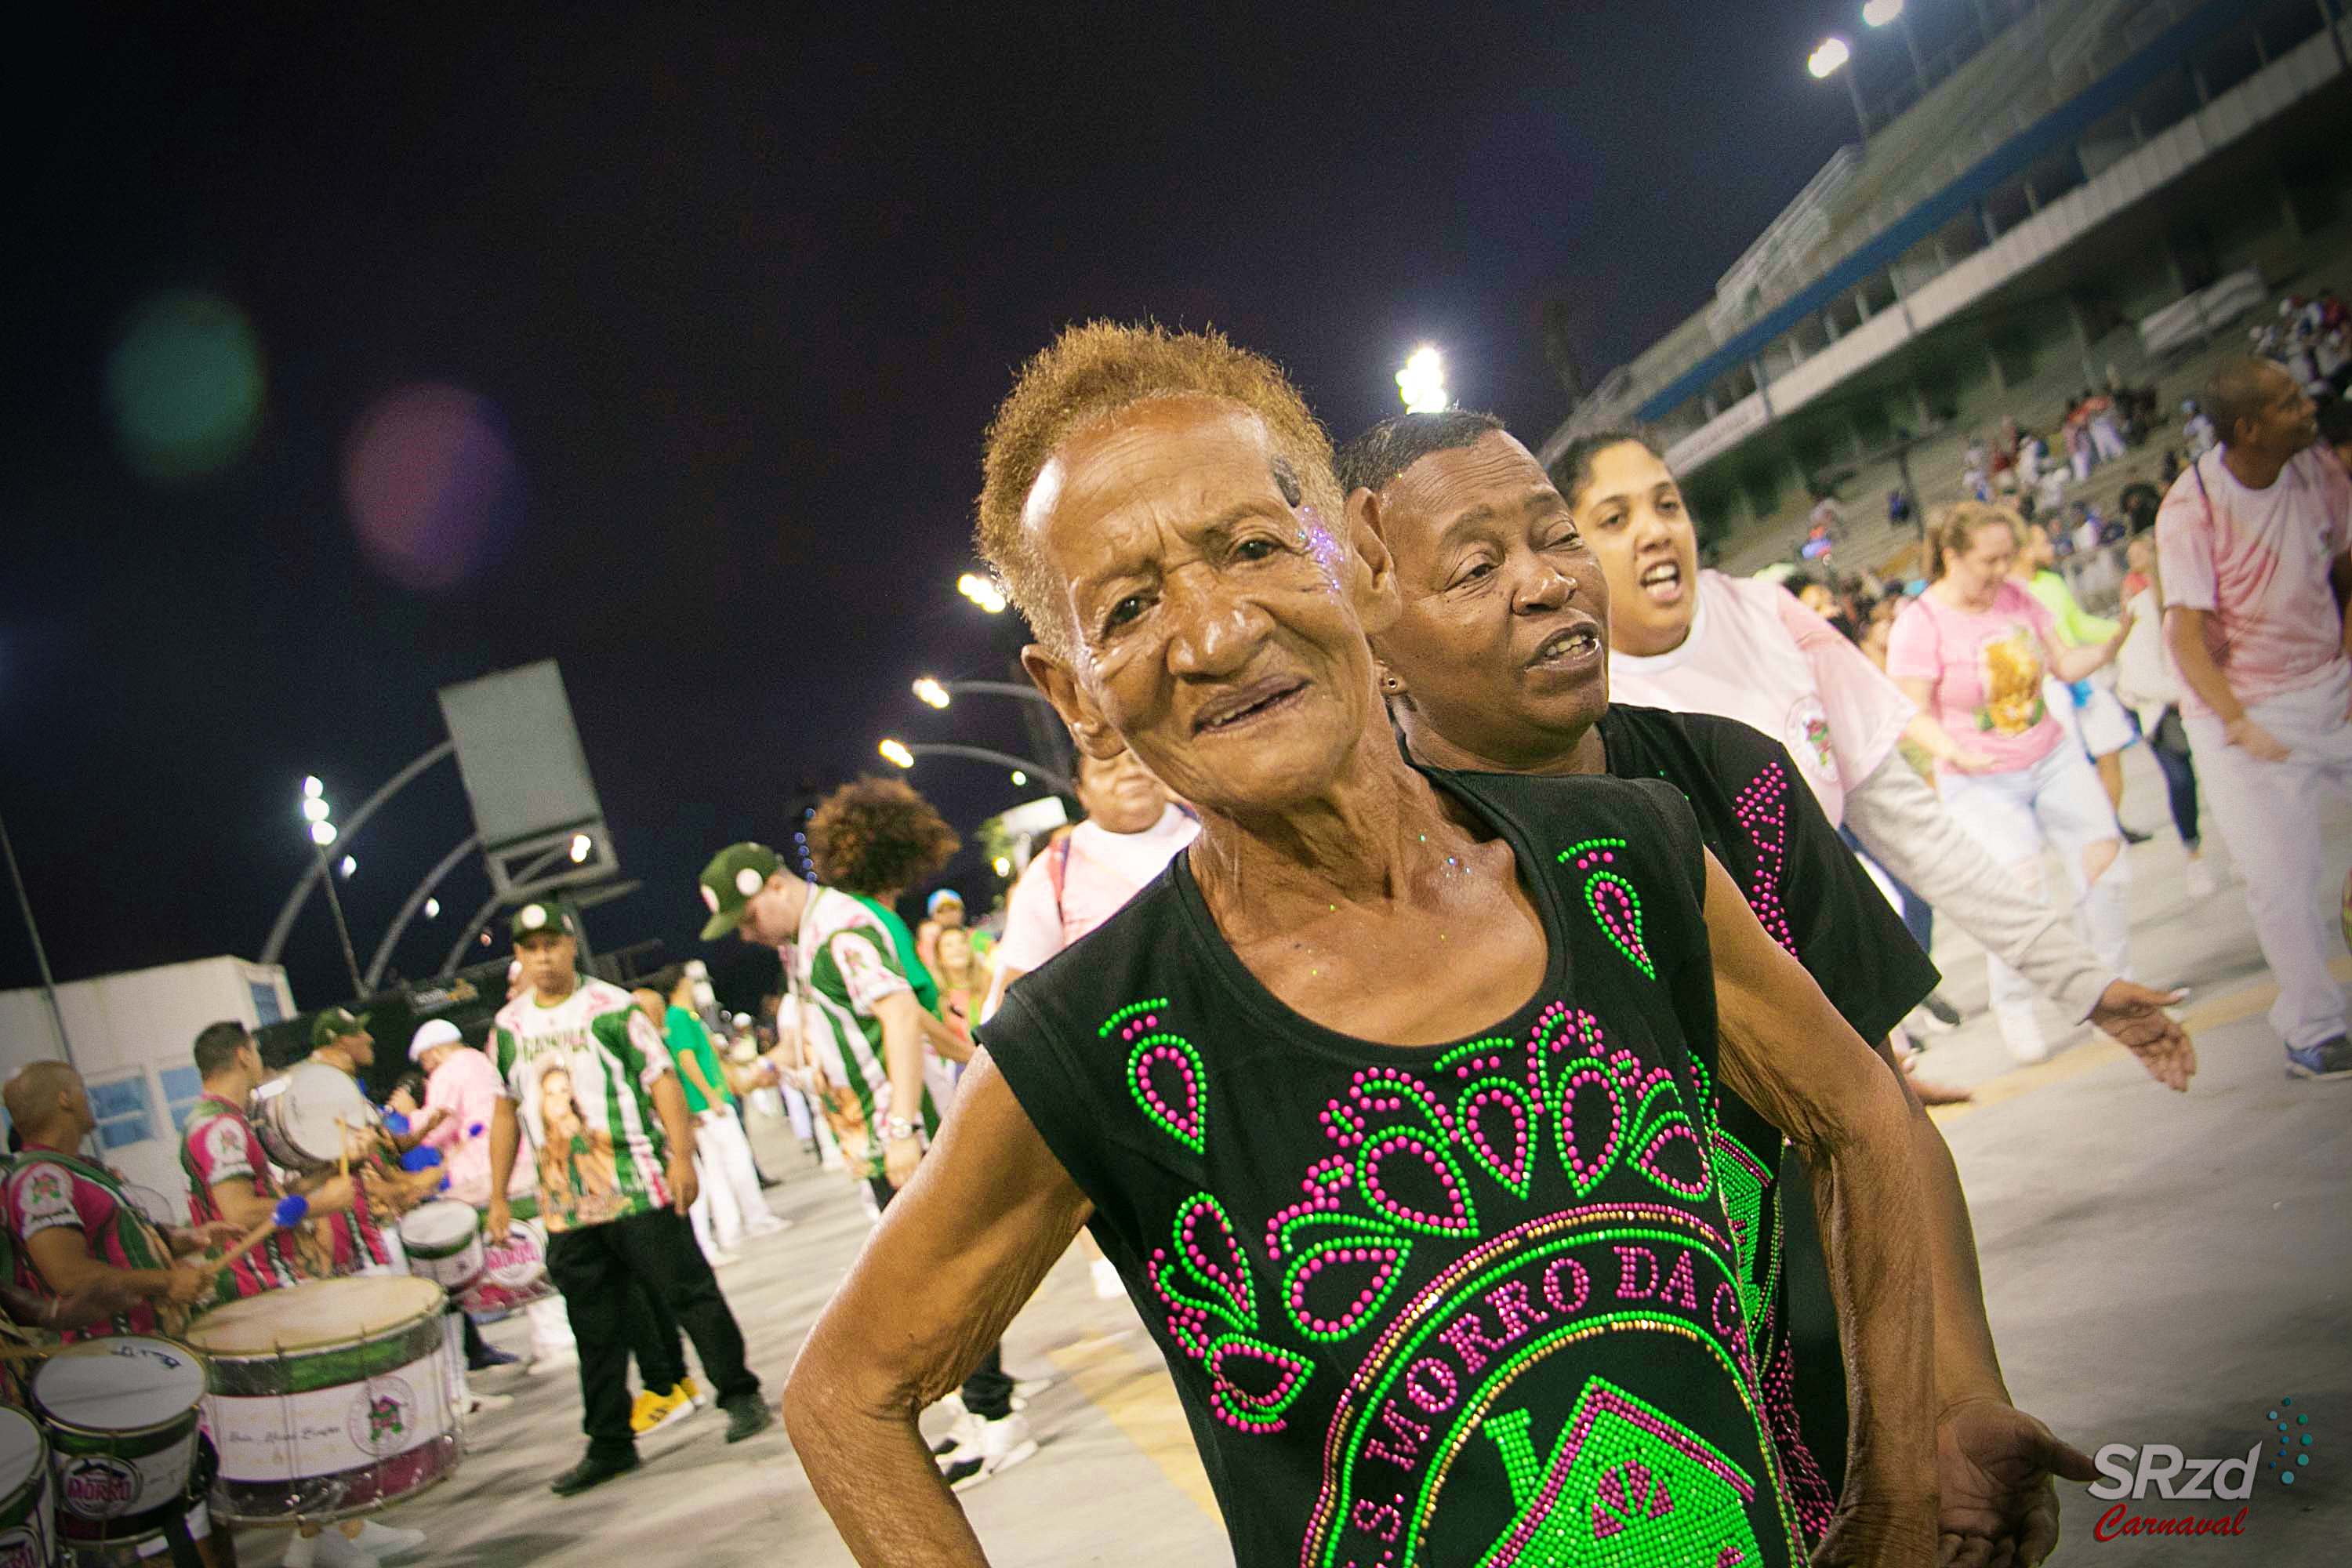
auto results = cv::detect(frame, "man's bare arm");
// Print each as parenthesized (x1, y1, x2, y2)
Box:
(485, 1098, 521, 1240)
(872, 990, 935, 1186)
(784, 1051, 1091, 1566)
(1700, 851, 1937, 1563)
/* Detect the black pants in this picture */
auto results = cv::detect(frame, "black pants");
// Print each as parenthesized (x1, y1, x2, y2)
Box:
(546, 1207, 760, 1458)
(870, 1174, 1013, 1421)
(626, 1272, 686, 1392)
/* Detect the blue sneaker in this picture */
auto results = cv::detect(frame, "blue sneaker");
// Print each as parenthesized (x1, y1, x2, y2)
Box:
(2285, 1036, 2352, 1080)
(469, 1344, 522, 1371)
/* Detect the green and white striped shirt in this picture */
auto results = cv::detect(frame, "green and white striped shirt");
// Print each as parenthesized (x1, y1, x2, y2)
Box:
(493, 978, 674, 1232)
(786, 886, 938, 1181)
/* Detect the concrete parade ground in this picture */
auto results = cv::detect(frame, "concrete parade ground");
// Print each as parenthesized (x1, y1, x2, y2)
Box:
(239, 753, 2349, 1567)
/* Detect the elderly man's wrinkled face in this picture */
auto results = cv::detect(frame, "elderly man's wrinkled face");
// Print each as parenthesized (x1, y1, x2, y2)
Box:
(1363, 431, 1610, 770)
(1020, 397, 1394, 818)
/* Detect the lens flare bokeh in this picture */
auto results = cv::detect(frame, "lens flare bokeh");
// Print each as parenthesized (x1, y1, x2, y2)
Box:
(106, 291, 267, 481)
(342, 383, 526, 592)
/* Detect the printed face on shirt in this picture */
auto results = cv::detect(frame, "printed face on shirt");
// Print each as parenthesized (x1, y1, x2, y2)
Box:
(1018, 397, 1397, 819)
(1566, 440, 1700, 659)
(535, 1063, 585, 1141)
(1361, 430, 1612, 770)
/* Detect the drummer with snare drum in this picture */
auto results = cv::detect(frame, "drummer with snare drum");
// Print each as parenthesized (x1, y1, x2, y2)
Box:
(182, 1022, 366, 1304)
(303, 1011, 446, 1274)
(407, 1020, 560, 1370)
(0, 1061, 242, 1566)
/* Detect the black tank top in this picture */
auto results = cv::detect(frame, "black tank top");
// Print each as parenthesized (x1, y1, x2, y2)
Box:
(981, 769, 1803, 1568)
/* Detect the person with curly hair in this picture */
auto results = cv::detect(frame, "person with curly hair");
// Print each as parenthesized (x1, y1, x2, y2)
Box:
(698, 833, 1022, 1490)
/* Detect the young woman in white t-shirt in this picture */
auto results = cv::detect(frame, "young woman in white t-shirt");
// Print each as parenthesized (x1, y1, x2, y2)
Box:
(1556, 433, 2188, 1076)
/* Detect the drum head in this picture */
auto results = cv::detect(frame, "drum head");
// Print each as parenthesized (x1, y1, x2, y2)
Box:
(398, 1201, 478, 1252)
(0, 1408, 42, 1494)
(34, 1340, 205, 1434)
(183, 1276, 443, 1356)
(260, 1062, 376, 1166)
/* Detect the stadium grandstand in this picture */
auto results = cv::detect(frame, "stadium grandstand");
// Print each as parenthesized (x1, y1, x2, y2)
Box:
(1541, 0, 2352, 586)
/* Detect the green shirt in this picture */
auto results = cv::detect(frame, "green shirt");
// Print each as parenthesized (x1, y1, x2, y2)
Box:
(2027, 568, 2119, 648)
(666, 1006, 733, 1115)
(789, 887, 941, 1181)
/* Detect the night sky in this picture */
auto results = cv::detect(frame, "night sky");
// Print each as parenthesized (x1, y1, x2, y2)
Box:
(3, 3, 1929, 1011)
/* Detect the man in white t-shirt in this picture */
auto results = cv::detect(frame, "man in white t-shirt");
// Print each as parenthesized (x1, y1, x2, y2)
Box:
(2157, 357, 2352, 1080)
(982, 747, 1199, 1018)
(1555, 430, 2192, 1076)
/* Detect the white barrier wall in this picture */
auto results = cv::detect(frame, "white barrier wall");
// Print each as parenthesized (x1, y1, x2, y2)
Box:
(1, 956, 296, 1214)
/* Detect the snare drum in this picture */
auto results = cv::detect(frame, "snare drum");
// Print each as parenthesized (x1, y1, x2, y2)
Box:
(253, 1062, 379, 1172)
(459, 1215, 556, 1321)
(31, 1337, 205, 1549)
(0, 1410, 54, 1568)
(183, 1276, 459, 1525)
(398, 1202, 485, 1294)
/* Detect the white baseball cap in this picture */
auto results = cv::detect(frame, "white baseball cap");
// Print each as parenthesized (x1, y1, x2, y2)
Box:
(408, 1018, 464, 1063)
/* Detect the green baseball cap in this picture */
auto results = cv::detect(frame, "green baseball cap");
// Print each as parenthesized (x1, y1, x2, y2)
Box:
(510, 899, 579, 942)
(699, 842, 782, 941)
(310, 1006, 370, 1047)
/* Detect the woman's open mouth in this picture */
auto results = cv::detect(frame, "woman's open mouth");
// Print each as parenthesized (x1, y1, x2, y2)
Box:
(1193, 677, 1308, 735)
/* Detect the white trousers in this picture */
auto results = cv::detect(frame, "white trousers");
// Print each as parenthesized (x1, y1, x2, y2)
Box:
(702, 1105, 776, 1226)
(690, 1148, 741, 1256)
(1941, 741, 2130, 1047)
(2184, 662, 2352, 1049)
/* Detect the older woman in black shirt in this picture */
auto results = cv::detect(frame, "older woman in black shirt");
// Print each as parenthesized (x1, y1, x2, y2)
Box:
(783, 324, 1937, 1568)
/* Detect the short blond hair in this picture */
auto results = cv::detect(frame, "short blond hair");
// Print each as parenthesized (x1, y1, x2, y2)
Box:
(1924, 499, 2024, 580)
(975, 321, 1340, 654)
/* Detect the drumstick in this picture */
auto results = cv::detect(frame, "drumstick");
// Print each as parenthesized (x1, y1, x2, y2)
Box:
(211, 1196, 310, 1279)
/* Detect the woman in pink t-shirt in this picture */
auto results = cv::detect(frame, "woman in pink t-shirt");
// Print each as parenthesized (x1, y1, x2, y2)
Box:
(1886, 502, 2136, 1061)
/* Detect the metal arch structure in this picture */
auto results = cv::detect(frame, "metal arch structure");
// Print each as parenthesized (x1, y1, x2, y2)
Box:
(900, 743, 1073, 798)
(361, 833, 481, 993)
(260, 741, 456, 966)
(437, 844, 570, 978)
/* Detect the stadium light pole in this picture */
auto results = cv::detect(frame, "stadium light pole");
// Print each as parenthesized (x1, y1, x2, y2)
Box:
(1396, 346, 1450, 413)
(910, 675, 1057, 712)
(1808, 36, 1870, 145)
(0, 807, 74, 1069)
(1862, 0, 1929, 100)
(955, 573, 1009, 614)
(300, 781, 366, 998)
(877, 739, 1073, 797)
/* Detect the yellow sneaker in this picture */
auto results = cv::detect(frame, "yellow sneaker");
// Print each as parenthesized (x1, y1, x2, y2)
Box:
(673, 1376, 703, 1410)
(630, 1385, 691, 1436)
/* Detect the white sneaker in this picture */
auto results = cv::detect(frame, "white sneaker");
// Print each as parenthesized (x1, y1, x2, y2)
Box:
(744, 1215, 789, 1237)
(708, 1249, 744, 1269)
(282, 1534, 369, 1568)
(345, 1520, 426, 1561)
(938, 1413, 1038, 1491)
(2183, 858, 2217, 899)
(1090, 1258, 1123, 1300)
(1994, 1001, 2051, 1065)
(529, 1347, 579, 1377)
(468, 1392, 515, 1416)
(930, 1408, 981, 1458)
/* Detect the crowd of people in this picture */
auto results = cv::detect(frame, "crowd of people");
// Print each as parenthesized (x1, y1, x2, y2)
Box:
(3, 324, 2343, 1568)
